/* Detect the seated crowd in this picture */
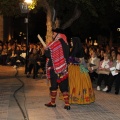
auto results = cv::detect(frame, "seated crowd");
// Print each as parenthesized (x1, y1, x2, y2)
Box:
(84, 44, 120, 95)
(0, 40, 120, 94)
(0, 41, 46, 79)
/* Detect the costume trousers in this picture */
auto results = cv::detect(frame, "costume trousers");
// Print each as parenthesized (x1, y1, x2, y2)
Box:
(49, 69, 68, 93)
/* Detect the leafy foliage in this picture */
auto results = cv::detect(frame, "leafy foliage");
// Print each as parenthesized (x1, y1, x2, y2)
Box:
(27, 0, 37, 10)
(0, 0, 21, 16)
(115, 0, 120, 12)
(69, 0, 120, 38)
(1, 0, 120, 40)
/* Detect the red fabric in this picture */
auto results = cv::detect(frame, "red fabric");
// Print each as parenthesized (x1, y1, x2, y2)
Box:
(46, 33, 68, 83)
(48, 33, 68, 74)
(57, 73, 68, 83)
(63, 92, 70, 105)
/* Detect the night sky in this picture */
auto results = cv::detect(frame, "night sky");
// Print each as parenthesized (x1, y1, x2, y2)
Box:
(12, 8, 120, 45)
(29, 8, 47, 43)
(13, 8, 46, 44)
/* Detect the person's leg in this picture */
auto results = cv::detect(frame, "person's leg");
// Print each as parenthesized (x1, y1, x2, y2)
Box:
(89, 71, 98, 82)
(30, 64, 33, 73)
(20, 57, 25, 65)
(106, 74, 116, 92)
(2, 55, 7, 65)
(45, 69, 58, 107)
(12, 57, 17, 66)
(0, 55, 2, 65)
(94, 72, 98, 83)
(59, 78, 70, 110)
(102, 74, 109, 91)
(97, 74, 103, 90)
(115, 74, 120, 95)
(33, 63, 38, 79)
(6, 56, 11, 65)
(89, 72, 95, 82)
(26, 63, 34, 77)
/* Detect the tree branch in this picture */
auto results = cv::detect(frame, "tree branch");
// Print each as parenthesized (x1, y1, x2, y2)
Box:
(61, 5, 81, 29)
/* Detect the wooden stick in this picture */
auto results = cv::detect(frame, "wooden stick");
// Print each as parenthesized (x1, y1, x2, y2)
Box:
(37, 34, 46, 47)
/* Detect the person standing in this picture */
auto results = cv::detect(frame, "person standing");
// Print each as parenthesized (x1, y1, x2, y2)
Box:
(44, 28, 70, 110)
(68, 37, 95, 104)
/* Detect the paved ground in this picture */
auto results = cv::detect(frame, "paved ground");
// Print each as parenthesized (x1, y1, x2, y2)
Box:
(0, 66, 120, 120)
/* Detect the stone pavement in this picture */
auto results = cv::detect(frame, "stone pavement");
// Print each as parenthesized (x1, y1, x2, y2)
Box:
(0, 66, 120, 120)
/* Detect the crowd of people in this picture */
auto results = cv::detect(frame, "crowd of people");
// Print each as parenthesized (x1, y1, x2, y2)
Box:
(0, 42, 26, 66)
(0, 41, 46, 79)
(0, 29, 120, 110)
(84, 43, 120, 95)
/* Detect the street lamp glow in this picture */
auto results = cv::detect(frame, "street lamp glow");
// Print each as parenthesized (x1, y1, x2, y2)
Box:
(24, 0, 33, 4)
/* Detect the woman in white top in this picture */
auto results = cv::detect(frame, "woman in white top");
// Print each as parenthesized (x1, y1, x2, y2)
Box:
(107, 52, 120, 94)
(97, 53, 113, 91)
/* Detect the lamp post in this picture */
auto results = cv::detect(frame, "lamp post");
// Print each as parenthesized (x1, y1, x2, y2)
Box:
(19, 0, 33, 73)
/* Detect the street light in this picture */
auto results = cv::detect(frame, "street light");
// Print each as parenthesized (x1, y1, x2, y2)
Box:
(19, 0, 33, 73)
(25, 0, 33, 4)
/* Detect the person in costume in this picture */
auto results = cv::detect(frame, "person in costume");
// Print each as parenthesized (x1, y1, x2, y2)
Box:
(44, 28, 70, 110)
(68, 37, 95, 104)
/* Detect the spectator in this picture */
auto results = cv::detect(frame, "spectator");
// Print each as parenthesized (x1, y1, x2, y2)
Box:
(97, 53, 112, 91)
(1, 44, 8, 65)
(107, 52, 120, 94)
(88, 50, 100, 82)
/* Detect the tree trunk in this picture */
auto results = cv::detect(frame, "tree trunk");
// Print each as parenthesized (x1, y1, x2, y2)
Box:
(42, 1, 53, 44)
(46, 10, 53, 44)
(0, 15, 3, 41)
(3, 16, 14, 42)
